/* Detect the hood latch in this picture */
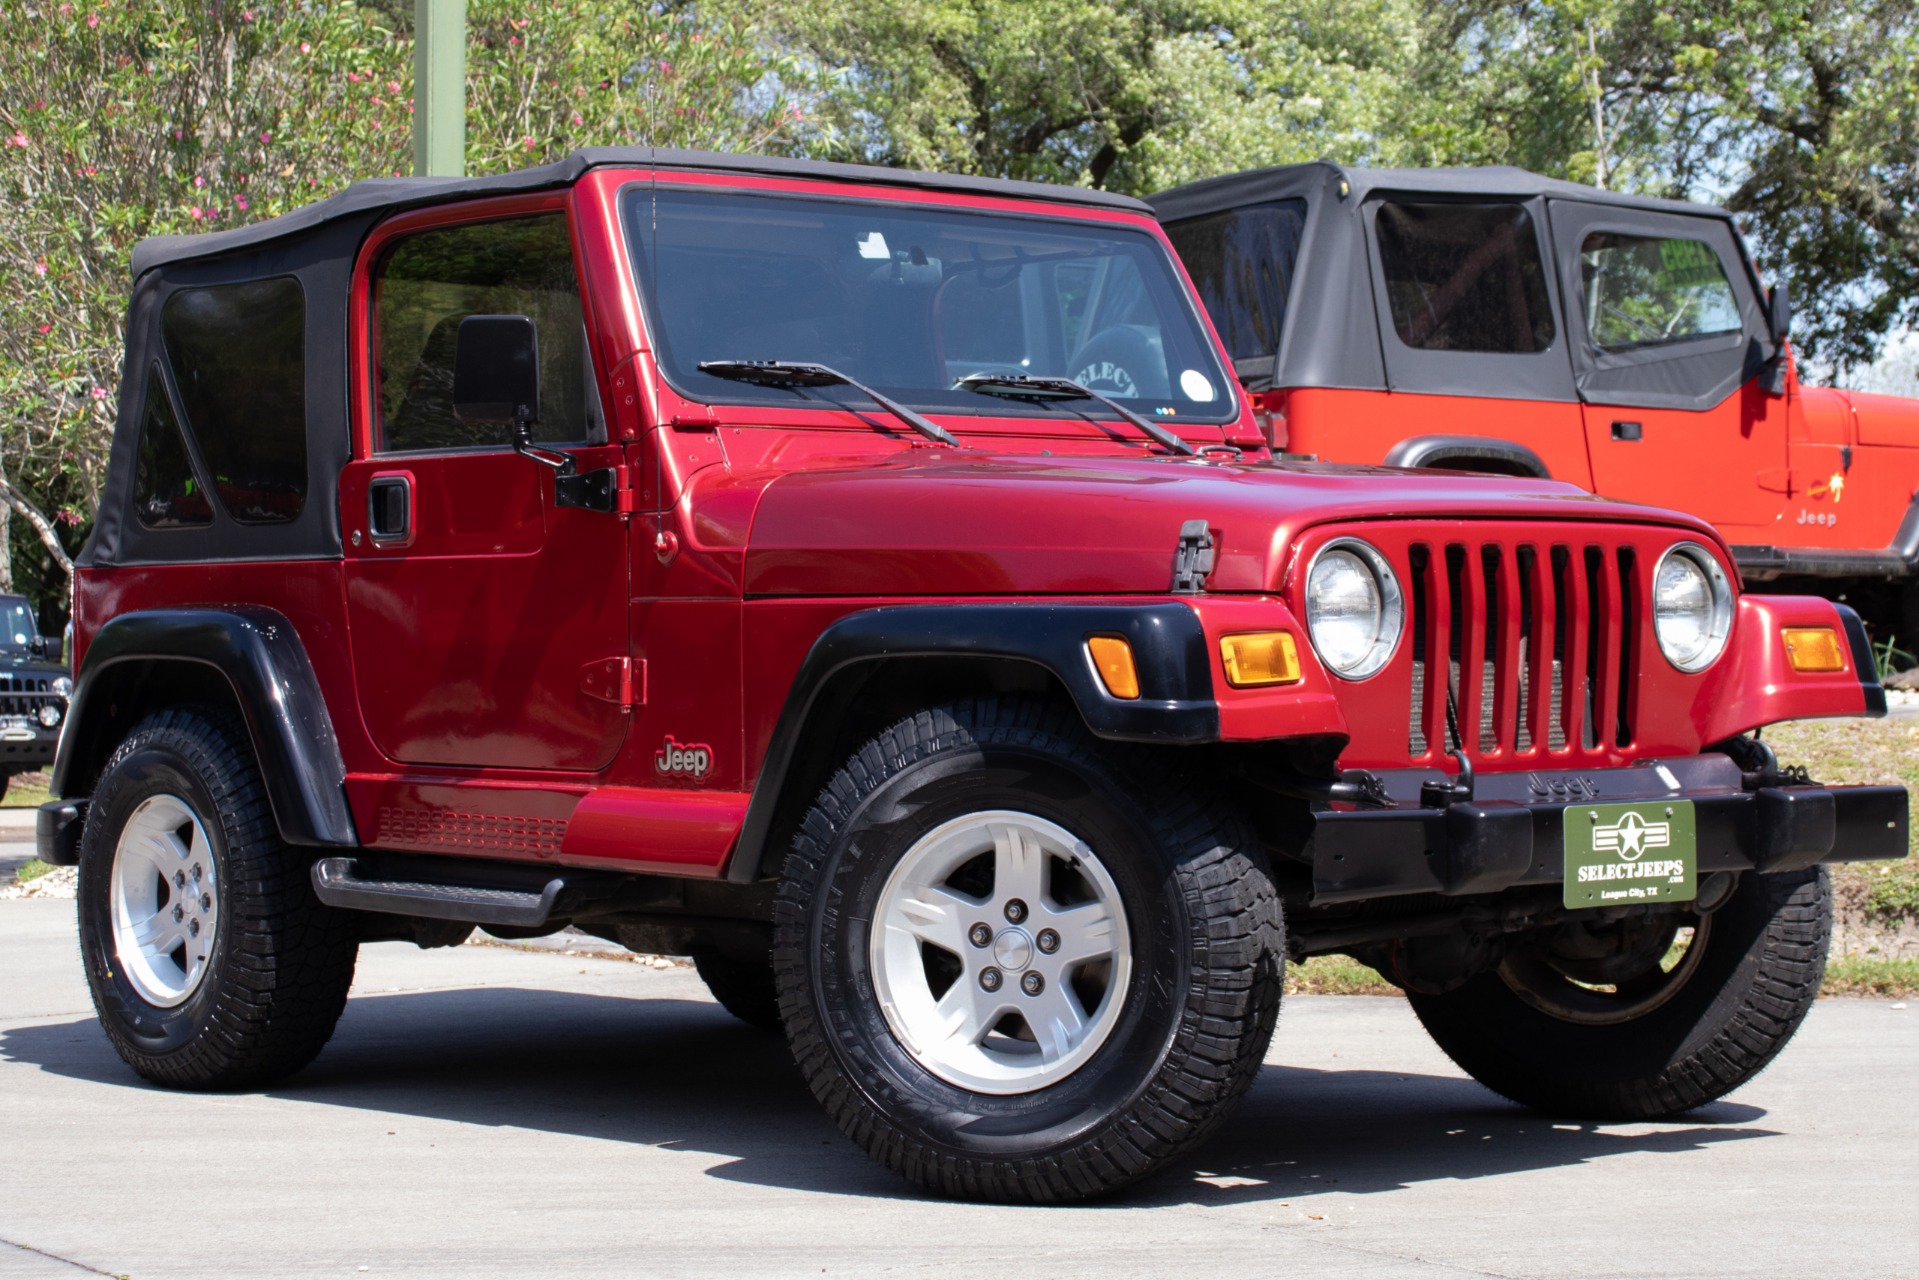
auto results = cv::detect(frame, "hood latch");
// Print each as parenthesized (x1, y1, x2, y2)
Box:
(1170, 519, 1216, 594)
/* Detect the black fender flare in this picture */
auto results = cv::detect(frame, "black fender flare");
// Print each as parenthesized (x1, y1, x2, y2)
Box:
(1383, 435, 1551, 479)
(54, 607, 358, 847)
(725, 602, 1218, 882)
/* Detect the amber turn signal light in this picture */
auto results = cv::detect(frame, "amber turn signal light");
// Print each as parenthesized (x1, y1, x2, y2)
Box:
(1086, 635, 1140, 699)
(1220, 631, 1302, 687)
(1782, 627, 1846, 673)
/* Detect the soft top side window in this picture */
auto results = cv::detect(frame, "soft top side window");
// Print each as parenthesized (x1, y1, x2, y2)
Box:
(132, 362, 213, 530)
(1162, 199, 1307, 363)
(1578, 232, 1741, 351)
(1374, 201, 1555, 354)
(372, 213, 602, 453)
(160, 276, 308, 524)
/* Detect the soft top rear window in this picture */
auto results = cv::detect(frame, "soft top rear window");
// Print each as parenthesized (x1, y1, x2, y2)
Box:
(621, 186, 1235, 423)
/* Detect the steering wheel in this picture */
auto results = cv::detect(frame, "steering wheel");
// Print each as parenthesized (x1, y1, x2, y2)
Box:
(1068, 325, 1170, 400)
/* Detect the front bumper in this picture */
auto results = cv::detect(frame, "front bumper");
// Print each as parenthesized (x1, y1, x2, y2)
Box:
(1309, 754, 1908, 905)
(0, 721, 58, 768)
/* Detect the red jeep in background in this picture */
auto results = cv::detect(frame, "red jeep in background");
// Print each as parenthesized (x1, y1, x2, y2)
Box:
(38, 148, 1906, 1203)
(1153, 163, 1919, 639)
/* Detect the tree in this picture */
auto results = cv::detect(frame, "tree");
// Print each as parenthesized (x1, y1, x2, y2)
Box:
(0, 0, 818, 622)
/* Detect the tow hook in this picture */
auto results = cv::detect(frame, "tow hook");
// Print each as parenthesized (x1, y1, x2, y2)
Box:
(1420, 750, 1476, 808)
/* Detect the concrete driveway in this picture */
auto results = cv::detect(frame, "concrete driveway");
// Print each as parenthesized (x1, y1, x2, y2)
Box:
(1, 896, 1912, 1280)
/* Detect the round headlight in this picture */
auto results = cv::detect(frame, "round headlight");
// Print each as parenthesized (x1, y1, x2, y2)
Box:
(51, 675, 72, 699)
(1305, 539, 1404, 680)
(1653, 542, 1733, 673)
(37, 703, 61, 728)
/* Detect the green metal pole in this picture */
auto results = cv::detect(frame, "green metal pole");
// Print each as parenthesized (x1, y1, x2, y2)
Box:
(413, 0, 466, 177)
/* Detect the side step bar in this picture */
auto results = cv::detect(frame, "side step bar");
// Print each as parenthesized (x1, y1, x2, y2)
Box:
(312, 856, 564, 928)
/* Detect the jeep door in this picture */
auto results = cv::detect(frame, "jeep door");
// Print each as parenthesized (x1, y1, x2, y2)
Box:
(1548, 201, 1788, 537)
(340, 199, 631, 772)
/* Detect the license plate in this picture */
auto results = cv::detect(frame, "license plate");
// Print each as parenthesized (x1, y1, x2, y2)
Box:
(1564, 801, 1696, 909)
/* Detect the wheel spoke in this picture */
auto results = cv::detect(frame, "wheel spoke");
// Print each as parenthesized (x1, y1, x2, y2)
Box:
(127, 911, 181, 957)
(991, 822, 1046, 906)
(892, 884, 975, 956)
(1025, 984, 1087, 1063)
(1047, 901, 1120, 967)
(931, 979, 999, 1050)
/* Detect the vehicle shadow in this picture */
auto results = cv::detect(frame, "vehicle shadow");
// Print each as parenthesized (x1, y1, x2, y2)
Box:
(0, 986, 1776, 1207)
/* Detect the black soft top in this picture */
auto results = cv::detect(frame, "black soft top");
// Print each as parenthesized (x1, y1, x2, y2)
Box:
(1148, 160, 1727, 225)
(133, 147, 1153, 277)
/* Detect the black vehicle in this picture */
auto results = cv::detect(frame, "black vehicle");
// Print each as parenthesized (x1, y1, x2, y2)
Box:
(0, 593, 71, 797)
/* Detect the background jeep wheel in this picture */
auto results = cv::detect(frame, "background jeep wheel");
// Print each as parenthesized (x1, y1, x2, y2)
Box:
(78, 707, 358, 1089)
(1408, 868, 1829, 1119)
(692, 951, 782, 1032)
(773, 696, 1282, 1203)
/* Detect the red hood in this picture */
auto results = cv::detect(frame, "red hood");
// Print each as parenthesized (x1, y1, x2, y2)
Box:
(738, 452, 1720, 596)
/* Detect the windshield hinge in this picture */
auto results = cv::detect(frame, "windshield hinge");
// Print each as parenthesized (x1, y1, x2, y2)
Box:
(1170, 519, 1216, 594)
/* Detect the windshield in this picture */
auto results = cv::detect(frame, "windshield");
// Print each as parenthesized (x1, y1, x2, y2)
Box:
(0, 600, 37, 653)
(622, 186, 1235, 423)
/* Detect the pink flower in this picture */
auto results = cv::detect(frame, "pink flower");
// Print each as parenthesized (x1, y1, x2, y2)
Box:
(507, 35, 520, 45)
(37, 324, 51, 335)
(574, 85, 586, 97)
(300, 42, 310, 53)
(511, 17, 529, 29)
(240, 9, 253, 21)
(193, 174, 204, 187)
(234, 195, 249, 211)
(659, 60, 672, 74)
(522, 135, 534, 149)
(9, 133, 27, 148)
(260, 131, 271, 143)
(570, 112, 583, 126)
(190, 205, 203, 220)
(81, 165, 97, 175)
(372, 96, 384, 106)
(90, 386, 108, 400)
(57, 2, 70, 13)
(387, 81, 401, 94)
(33, 261, 47, 276)
(348, 72, 361, 82)
(86, 13, 98, 28)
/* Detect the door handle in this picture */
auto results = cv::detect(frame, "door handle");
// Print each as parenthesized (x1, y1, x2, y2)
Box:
(1611, 420, 1643, 442)
(367, 474, 412, 543)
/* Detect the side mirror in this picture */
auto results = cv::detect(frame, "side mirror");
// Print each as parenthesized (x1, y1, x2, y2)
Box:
(1768, 282, 1792, 344)
(28, 635, 47, 659)
(452, 314, 541, 425)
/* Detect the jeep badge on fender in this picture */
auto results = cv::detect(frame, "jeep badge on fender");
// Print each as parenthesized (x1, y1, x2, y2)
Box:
(41, 146, 1908, 1206)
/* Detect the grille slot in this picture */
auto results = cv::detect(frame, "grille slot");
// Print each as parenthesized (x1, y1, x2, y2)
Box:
(0, 673, 57, 718)
(1400, 538, 1634, 764)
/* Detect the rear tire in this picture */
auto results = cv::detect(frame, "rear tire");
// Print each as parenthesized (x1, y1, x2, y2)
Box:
(773, 696, 1282, 1202)
(693, 951, 782, 1032)
(77, 706, 359, 1089)
(1409, 868, 1829, 1119)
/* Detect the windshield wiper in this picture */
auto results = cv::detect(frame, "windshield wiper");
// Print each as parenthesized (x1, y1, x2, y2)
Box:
(698, 360, 961, 447)
(953, 372, 1197, 456)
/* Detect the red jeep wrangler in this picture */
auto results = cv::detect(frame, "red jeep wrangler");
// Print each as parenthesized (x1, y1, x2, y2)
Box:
(1154, 163, 1919, 637)
(39, 148, 1907, 1203)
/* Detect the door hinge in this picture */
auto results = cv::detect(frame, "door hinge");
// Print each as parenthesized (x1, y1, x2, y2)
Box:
(579, 657, 645, 708)
(556, 464, 645, 513)
(1170, 519, 1216, 594)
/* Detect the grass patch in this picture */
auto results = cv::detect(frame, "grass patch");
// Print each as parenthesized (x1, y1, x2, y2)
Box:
(1822, 955, 1919, 998)
(13, 858, 53, 884)
(1287, 955, 1399, 996)
(1, 771, 52, 809)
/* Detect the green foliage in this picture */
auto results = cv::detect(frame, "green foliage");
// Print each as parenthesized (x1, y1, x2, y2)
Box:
(14, 858, 53, 884)
(1864, 862, 1919, 920)
(0, 0, 819, 621)
(1822, 954, 1919, 998)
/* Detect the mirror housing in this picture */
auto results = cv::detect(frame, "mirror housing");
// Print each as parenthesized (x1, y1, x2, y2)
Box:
(1768, 282, 1792, 344)
(452, 314, 541, 424)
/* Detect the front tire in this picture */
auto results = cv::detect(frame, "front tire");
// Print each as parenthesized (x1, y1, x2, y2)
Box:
(773, 697, 1282, 1202)
(1409, 867, 1830, 1119)
(77, 707, 358, 1089)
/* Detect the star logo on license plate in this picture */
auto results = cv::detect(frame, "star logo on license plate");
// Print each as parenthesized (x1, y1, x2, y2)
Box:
(1590, 810, 1670, 861)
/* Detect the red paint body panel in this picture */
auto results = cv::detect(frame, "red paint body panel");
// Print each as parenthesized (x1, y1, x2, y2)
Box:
(1697, 596, 1868, 740)
(559, 787, 749, 875)
(1280, 387, 1593, 489)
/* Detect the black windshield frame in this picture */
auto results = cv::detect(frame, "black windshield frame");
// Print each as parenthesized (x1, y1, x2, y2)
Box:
(619, 183, 1238, 425)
